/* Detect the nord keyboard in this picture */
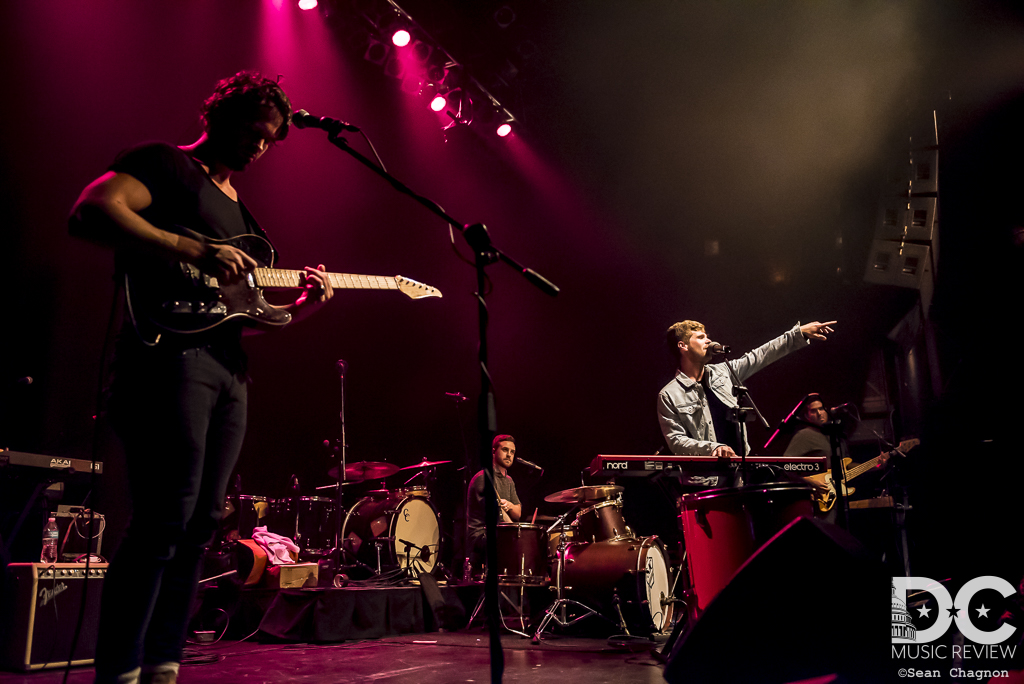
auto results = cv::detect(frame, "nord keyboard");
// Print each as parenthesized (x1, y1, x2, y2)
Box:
(588, 454, 825, 478)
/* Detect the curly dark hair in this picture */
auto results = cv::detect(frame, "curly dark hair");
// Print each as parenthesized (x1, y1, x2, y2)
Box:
(200, 70, 292, 141)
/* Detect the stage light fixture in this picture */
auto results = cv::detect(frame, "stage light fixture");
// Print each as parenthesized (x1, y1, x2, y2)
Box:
(493, 5, 516, 29)
(384, 56, 406, 79)
(442, 88, 473, 125)
(430, 94, 447, 112)
(496, 122, 512, 137)
(391, 28, 411, 47)
(298, 0, 318, 9)
(411, 39, 432, 63)
(363, 36, 389, 65)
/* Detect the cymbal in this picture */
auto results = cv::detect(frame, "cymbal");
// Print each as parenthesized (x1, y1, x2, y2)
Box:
(328, 461, 400, 482)
(544, 485, 623, 504)
(399, 459, 453, 471)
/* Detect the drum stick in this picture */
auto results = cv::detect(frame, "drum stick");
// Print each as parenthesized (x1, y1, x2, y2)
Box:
(531, 509, 537, 524)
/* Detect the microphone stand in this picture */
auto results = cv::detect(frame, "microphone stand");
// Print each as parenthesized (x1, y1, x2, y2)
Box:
(326, 360, 349, 581)
(313, 124, 559, 684)
(720, 354, 770, 486)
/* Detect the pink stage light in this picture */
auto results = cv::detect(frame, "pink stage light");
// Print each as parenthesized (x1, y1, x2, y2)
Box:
(392, 29, 411, 47)
(298, 0, 318, 9)
(430, 95, 447, 112)
(496, 123, 512, 137)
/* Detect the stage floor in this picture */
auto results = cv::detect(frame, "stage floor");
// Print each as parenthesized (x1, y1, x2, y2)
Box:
(0, 630, 668, 684)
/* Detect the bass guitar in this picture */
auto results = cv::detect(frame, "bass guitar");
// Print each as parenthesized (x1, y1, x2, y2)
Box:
(125, 232, 441, 336)
(803, 439, 918, 512)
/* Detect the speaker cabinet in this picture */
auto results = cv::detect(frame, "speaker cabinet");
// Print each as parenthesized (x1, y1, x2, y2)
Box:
(664, 517, 889, 683)
(1, 563, 107, 671)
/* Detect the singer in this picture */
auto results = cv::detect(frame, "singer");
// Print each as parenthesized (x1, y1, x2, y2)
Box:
(69, 71, 336, 684)
(465, 434, 522, 576)
(657, 320, 835, 467)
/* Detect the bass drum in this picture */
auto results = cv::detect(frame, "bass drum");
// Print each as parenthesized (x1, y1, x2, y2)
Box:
(341, 491, 441, 574)
(560, 536, 673, 634)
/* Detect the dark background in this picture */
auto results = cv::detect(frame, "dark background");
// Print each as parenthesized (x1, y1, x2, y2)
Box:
(2, 0, 1022, 580)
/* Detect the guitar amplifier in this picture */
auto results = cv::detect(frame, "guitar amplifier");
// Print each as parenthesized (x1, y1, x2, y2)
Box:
(0, 563, 107, 671)
(54, 507, 105, 561)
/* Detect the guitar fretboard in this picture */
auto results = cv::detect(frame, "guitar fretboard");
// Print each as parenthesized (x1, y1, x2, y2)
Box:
(255, 269, 397, 291)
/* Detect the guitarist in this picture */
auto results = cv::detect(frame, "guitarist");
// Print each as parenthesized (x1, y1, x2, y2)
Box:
(69, 72, 335, 684)
(784, 395, 895, 518)
(466, 434, 522, 576)
(782, 394, 832, 461)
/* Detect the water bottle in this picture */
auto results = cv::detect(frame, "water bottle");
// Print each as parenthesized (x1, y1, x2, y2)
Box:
(40, 517, 58, 564)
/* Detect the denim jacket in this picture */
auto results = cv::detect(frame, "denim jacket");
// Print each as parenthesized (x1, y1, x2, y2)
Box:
(657, 324, 809, 455)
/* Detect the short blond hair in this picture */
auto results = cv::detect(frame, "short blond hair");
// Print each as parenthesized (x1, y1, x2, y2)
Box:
(667, 320, 705, 358)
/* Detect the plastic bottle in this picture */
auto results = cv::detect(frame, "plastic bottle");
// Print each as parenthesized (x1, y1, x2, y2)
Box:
(41, 517, 58, 564)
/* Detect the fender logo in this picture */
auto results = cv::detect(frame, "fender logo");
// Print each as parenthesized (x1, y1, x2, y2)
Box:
(39, 582, 69, 606)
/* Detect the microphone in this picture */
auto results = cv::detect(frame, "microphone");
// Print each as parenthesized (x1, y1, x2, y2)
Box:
(293, 109, 360, 133)
(830, 402, 854, 414)
(516, 458, 544, 475)
(400, 539, 431, 561)
(336, 359, 348, 377)
(707, 343, 731, 356)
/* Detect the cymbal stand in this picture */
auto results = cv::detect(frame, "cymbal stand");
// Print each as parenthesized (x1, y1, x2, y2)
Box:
(532, 511, 600, 643)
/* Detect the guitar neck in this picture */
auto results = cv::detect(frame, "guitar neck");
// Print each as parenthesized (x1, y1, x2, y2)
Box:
(845, 456, 881, 481)
(845, 439, 919, 482)
(254, 268, 398, 291)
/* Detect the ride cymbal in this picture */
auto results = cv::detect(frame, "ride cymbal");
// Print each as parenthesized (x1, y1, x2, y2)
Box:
(399, 459, 453, 471)
(328, 461, 400, 481)
(543, 485, 624, 504)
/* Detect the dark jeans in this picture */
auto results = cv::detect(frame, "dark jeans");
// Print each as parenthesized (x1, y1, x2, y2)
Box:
(95, 346, 246, 678)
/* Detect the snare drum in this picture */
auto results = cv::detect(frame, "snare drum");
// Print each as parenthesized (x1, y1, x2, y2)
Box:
(494, 523, 547, 586)
(561, 537, 673, 634)
(680, 483, 813, 613)
(574, 497, 632, 542)
(394, 487, 430, 498)
(341, 491, 441, 573)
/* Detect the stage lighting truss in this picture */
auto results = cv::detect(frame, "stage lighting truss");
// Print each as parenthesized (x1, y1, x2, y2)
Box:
(327, 0, 523, 139)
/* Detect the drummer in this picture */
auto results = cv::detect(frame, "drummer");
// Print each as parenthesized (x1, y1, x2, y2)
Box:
(466, 434, 522, 572)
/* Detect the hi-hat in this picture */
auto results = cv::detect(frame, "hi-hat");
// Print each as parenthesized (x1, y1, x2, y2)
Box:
(328, 461, 399, 481)
(544, 485, 623, 504)
(399, 459, 453, 471)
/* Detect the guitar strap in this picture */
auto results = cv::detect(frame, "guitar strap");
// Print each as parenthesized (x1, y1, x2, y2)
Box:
(238, 199, 279, 266)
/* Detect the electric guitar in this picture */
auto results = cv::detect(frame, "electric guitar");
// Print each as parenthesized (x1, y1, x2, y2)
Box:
(803, 439, 919, 512)
(124, 231, 441, 337)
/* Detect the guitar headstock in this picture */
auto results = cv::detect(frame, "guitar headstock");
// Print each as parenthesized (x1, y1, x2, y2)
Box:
(896, 438, 920, 454)
(395, 276, 443, 300)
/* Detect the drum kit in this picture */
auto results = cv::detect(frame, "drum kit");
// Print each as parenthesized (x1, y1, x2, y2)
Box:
(533, 484, 673, 638)
(226, 458, 814, 639)
(225, 458, 451, 578)
(475, 480, 815, 640)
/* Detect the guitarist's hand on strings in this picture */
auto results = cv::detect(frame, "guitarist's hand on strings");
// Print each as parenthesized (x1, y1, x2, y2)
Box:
(201, 242, 258, 280)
